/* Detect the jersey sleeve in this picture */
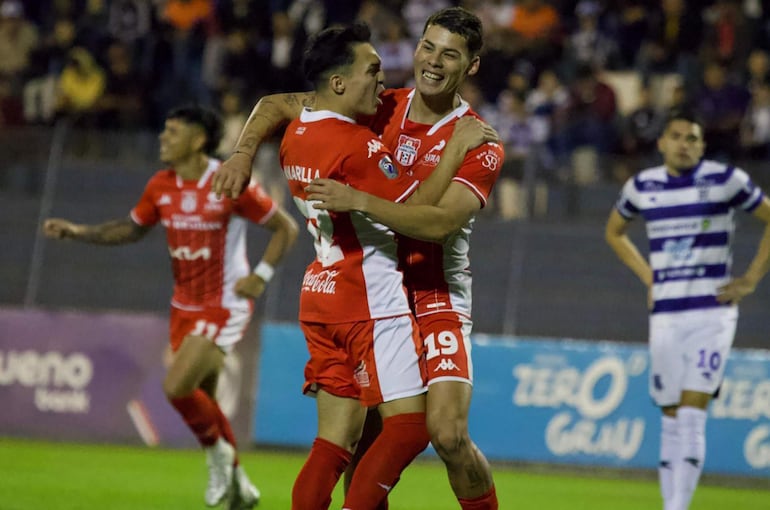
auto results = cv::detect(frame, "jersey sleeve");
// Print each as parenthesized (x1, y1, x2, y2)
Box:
(129, 174, 162, 226)
(727, 167, 764, 212)
(453, 142, 505, 208)
(614, 176, 642, 219)
(342, 129, 419, 203)
(233, 181, 279, 224)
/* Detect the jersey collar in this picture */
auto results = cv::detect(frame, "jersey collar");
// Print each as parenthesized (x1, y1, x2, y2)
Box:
(403, 88, 471, 135)
(299, 107, 356, 124)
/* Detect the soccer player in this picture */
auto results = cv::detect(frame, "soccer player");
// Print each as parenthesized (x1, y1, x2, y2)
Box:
(276, 21, 496, 510)
(605, 109, 770, 510)
(42, 105, 299, 509)
(213, 7, 502, 509)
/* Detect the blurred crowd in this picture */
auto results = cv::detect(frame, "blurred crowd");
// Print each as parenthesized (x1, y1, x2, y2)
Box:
(3, 0, 770, 215)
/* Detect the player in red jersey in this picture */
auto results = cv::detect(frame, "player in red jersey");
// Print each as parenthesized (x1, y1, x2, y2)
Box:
(213, 7, 501, 509)
(43, 105, 299, 509)
(275, 22, 495, 510)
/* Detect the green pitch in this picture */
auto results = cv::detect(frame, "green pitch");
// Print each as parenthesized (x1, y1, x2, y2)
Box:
(0, 437, 766, 509)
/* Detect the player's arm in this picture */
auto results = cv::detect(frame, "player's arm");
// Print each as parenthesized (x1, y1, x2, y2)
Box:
(605, 209, 653, 288)
(717, 196, 770, 304)
(213, 92, 315, 199)
(404, 117, 498, 206)
(234, 207, 299, 299)
(43, 217, 151, 245)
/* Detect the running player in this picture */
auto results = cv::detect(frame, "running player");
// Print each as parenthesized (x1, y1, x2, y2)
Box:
(43, 105, 299, 509)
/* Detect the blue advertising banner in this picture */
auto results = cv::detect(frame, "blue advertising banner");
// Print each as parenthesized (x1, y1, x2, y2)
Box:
(254, 323, 770, 478)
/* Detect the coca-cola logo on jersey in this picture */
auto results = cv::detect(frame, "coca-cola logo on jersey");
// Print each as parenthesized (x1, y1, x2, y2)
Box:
(301, 269, 339, 294)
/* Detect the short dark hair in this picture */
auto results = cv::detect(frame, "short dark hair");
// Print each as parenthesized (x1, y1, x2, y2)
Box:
(663, 108, 703, 131)
(166, 105, 223, 155)
(422, 7, 483, 57)
(303, 22, 372, 88)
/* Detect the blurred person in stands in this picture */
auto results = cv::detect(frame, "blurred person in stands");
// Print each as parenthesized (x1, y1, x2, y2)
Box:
(606, 108, 770, 510)
(42, 105, 299, 510)
(213, 7, 503, 509)
(0, 0, 38, 125)
(54, 46, 106, 124)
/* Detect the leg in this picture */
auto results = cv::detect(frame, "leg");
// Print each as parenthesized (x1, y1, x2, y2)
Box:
(343, 408, 387, 509)
(672, 391, 710, 510)
(427, 381, 497, 509)
(292, 389, 366, 510)
(343, 394, 430, 510)
(659, 405, 679, 510)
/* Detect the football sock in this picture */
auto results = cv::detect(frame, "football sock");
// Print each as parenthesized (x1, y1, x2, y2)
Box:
(214, 403, 239, 463)
(675, 407, 707, 510)
(343, 412, 430, 509)
(292, 437, 351, 510)
(659, 415, 679, 510)
(458, 486, 498, 510)
(170, 389, 221, 447)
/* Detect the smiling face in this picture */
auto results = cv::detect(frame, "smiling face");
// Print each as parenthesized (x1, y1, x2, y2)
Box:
(158, 118, 205, 165)
(657, 119, 705, 173)
(338, 42, 385, 117)
(413, 24, 479, 100)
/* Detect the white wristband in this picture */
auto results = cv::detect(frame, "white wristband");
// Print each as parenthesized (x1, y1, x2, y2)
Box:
(252, 261, 275, 282)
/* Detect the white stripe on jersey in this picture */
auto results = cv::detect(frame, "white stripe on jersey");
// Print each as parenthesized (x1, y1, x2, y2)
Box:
(222, 216, 250, 310)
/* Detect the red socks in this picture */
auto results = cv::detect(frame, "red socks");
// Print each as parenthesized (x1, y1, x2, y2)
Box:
(169, 389, 222, 447)
(343, 412, 430, 509)
(458, 486, 498, 510)
(292, 437, 352, 510)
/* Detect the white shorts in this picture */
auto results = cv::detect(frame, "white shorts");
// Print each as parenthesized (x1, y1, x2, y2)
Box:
(649, 306, 738, 407)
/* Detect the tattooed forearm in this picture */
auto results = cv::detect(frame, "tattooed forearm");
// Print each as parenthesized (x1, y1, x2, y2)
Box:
(78, 219, 148, 245)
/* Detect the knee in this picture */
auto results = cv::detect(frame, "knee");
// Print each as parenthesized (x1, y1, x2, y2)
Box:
(428, 417, 469, 460)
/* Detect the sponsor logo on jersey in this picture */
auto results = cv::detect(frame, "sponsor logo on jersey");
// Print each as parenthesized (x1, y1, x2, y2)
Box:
(420, 139, 446, 167)
(301, 268, 339, 294)
(205, 192, 225, 211)
(378, 155, 398, 179)
(367, 139, 385, 158)
(168, 246, 212, 261)
(695, 177, 711, 202)
(158, 194, 172, 206)
(354, 360, 370, 387)
(181, 191, 197, 213)
(477, 150, 500, 172)
(395, 134, 421, 166)
(295, 126, 306, 135)
(435, 358, 460, 371)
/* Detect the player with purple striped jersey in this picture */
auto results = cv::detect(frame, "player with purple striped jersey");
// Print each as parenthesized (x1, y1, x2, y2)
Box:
(605, 108, 770, 510)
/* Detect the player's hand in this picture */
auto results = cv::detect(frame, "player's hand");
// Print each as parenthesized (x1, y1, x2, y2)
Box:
(234, 274, 267, 299)
(450, 116, 499, 153)
(43, 218, 80, 239)
(213, 152, 252, 200)
(306, 179, 366, 212)
(717, 276, 756, 305)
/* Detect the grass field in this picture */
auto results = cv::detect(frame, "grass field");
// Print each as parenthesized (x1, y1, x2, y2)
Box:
(1, 437, 767, 510)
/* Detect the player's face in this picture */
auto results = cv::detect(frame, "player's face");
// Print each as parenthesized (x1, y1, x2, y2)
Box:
(657, 120, 705, 171)
(413, 25, 479, 99)
(158, 119, 203, 165)
(343, 43, 385, 116)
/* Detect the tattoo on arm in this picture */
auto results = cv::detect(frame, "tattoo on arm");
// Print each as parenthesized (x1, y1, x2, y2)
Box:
(80, 218, 149, 245)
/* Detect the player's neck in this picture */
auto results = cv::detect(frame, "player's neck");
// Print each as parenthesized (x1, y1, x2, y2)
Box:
(173, 153, 209, 181)
(408, 91, 459, 124)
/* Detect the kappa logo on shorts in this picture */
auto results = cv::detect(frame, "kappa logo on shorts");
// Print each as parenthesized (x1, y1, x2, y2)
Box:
(354, 361, 370, 387)
(434, 358, 460, 372)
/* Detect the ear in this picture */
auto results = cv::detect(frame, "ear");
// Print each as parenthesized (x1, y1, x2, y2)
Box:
(192, 130, 207, 153)
(466, 55, 480, 77)
(330, 74, 345, 95)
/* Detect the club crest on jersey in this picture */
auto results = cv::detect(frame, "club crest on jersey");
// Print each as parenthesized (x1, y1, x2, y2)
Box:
(395, 134, 421, 166)
(379, 155, 398, 179)
(181, 191, 198, 213)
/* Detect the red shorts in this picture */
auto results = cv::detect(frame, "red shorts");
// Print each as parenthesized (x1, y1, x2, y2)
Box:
(169, 306, 251, 352)
(418, 312, 473, 385)
(300, 314, 427, 407)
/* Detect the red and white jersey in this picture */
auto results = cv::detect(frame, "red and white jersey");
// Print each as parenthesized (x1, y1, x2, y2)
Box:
(130, 158, 278, 311)
(280, 109, 419, 324)
(369, 88, 504, 319)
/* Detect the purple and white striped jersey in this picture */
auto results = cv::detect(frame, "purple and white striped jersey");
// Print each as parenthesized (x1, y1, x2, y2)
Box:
(615, 159, 764, 314)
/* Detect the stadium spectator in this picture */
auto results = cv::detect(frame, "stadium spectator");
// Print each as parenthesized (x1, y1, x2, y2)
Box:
(564, 0, 620, 76)
(54, 47, 106, 125)
(695, 60, 750, 161)
(619, 83, 664, 176)
(96, 41, 147, 129)
(41, 104, 299, 510)
(740, 79, 770, 159)
(605, 107, 770, 510)
(212, 7, 502, 510)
